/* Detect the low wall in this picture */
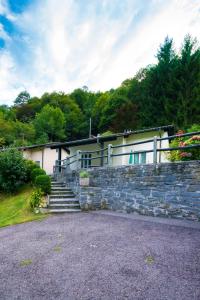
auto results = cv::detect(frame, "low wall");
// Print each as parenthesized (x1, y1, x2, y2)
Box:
(65, 161, 200, 221)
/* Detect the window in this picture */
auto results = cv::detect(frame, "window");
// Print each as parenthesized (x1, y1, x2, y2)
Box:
(134, 153, 139, 164)
(35, 161, 40, 166)
(141, 152, 146, 164)
(81, 154, 92, 168)
(129, 152, 147, 165)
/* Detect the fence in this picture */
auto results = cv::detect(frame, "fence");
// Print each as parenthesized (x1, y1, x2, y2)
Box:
(53, 131, 200, 175)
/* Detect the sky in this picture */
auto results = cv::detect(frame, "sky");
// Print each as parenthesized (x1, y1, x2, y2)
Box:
(0, 0, 200, 105)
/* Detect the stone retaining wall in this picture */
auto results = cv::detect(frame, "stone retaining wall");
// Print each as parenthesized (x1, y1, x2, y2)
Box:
(64, 161, 200, 221)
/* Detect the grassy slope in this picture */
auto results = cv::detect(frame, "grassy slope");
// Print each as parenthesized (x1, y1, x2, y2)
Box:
(0, 186, 47, 228)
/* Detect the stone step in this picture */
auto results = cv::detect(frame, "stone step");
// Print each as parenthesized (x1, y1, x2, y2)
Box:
(49, 194, 75, 199)
(51, 183, 65, 187)
(49, 208, 81, 213)
(50, 199, 79, 204)
(51, 191, 74, 195)
(51, 186, 71, 191)
(48, 203, 80, 209)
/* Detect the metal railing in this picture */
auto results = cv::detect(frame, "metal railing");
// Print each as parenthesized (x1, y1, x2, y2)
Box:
(53, 131, 200, 174)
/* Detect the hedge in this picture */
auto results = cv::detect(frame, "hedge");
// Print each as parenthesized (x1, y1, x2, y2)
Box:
(35, 175, 51, 194)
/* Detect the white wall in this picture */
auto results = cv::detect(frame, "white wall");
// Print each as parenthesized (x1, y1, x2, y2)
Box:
(22, 147, 68, 175)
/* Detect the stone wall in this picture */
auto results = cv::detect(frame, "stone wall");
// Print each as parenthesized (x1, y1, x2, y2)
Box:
(64, 161, 200, 221)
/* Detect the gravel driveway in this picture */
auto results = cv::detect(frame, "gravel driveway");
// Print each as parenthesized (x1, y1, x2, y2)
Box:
(0, 211, 200, 300)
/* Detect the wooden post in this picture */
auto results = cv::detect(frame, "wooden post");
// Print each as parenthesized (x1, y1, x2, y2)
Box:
(76, 150, 81, 170)
(108, 144, 113, 166)
(100, 142, 104, 167)
(153, 136, 157, 164)
(58, 147, 62, 173)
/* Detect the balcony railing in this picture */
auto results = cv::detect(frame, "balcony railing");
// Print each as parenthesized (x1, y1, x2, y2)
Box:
(53, 131, 200, 175)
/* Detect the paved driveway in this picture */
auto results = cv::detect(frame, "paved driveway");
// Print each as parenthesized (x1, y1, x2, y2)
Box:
(0, 211, 200, 300)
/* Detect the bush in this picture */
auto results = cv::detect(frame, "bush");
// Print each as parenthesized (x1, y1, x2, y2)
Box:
(79, 170, 89, 178)
(31, 168, 46, 182)
(25, 160, 40, 182)
(0, 149, 27, 193)
(30, 189, 43, 210)
(168, 129, 200, 162)
(35, 175, 51, 194)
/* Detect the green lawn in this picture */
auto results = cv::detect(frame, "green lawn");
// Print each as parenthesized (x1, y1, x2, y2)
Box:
(0, 186, 47, 228)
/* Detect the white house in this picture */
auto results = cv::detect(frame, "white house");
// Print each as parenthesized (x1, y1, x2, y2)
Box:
(20, 143, 69, 175)
(51, 125, 174, 171)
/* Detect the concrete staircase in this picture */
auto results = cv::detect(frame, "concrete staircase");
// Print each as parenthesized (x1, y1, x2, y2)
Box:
(48, 180, 81, 213)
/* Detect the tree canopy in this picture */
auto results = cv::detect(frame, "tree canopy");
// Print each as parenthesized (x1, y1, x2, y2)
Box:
(0, 35, 199, 147)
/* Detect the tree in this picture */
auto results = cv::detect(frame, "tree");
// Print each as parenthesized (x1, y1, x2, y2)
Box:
(14, 91, 30, 106)
(34, 105, 66, 142)
(176, 35, 200, 127)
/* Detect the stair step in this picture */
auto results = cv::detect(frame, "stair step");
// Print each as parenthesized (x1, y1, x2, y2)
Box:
(49, 203, 80, 208)
(50, 199, 79, 204)
(49, 181, 80, 213)
(51, 191, 74, 195)
(50, 209, 81, 213)
(51, 188, 71, 191)
(49, 195, 75, 199)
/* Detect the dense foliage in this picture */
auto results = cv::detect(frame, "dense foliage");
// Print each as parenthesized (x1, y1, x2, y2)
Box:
(0, 149, 27, 192)
(0, 35, 199, 147)
(30, 189, 43, 209)
(31, 168, 46, 182)
(34, 175, 51, 194)
(169, 125, 200, 161)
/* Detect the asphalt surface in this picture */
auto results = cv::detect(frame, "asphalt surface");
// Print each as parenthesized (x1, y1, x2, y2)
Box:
(0, 212, 200, 300)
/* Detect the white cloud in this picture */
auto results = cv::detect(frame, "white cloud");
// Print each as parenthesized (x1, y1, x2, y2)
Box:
(0, 0, 200, 104)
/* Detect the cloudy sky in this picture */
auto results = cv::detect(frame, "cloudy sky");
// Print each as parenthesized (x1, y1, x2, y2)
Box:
(0, 0, 199, 105)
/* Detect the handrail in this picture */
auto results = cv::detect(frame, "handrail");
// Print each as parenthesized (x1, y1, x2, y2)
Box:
(157, 143, 200, 152)
(67, 153, 77, 159)
(111, 138, 154, 149)
(79, 155, 108, 161)
(68, 159, 78, 165)
(81, 147, 108, 154)
(157, 131, 200, 141)
(111, 149, 153, 157)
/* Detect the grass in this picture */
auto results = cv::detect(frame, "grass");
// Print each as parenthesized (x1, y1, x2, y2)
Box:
(54, 246, 62, 252)
(0, 185, 47, 228)
(145, 255, 155, 265)
(20, 259, 32, 267)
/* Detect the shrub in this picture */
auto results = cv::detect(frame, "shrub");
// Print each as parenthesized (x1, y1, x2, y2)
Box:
(0, 149, 27, 193)
(79, 170, 89, 178)
(35, 175, 51, 194)
(25, 160, 40, 182)
(31, 168, 46, 183)
(168, 128, 200, 162)
(30, 189, 43, 210)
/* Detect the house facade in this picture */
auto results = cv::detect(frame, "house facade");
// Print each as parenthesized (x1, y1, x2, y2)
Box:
(21, 143, 68, 175)
(51, 125, 174, 171)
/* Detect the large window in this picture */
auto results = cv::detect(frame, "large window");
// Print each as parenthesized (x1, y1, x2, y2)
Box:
(129, 152, 146, 165)
(81, 154, 92, 168)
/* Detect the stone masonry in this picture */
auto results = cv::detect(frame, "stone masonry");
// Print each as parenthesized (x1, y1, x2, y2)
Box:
(64, 161, 200, 221)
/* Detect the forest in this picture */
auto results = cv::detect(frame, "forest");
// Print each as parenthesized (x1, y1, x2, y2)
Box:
(0, 34, 199, 147)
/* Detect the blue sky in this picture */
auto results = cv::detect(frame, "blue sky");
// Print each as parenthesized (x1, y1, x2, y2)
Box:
(0, 0, 200, 105)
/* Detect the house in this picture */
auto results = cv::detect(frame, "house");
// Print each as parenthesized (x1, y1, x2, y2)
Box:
(20, 143, 69, 175)
(50, 125, 174, 171)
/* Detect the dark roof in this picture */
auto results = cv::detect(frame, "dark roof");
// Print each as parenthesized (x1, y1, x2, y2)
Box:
(50, 125, 174, 149)
(18, 142, 68, 151)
